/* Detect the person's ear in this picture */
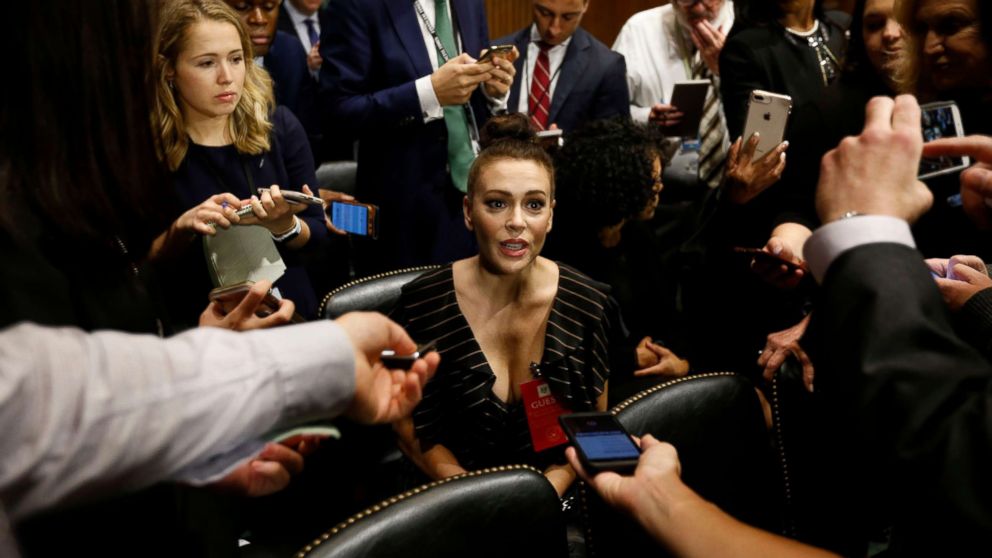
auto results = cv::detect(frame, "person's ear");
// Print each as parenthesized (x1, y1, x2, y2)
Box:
(463, 195, 474, 231)
(547, 198, 555, 233)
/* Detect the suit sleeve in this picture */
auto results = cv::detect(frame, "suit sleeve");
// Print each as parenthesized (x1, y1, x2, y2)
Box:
(320, 0, 423, 135)
(591, 53, 632, 122)
(810, 243, 992, 540)
(718, 35, 765, 140)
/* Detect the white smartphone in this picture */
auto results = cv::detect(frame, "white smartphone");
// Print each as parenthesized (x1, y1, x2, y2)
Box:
(919, 101, 971, 180)
(667, 79, 711, 137)
(742, 90, 793, 161)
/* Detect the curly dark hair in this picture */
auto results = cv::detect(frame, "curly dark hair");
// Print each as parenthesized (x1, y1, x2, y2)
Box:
(554, 118, 663, 229)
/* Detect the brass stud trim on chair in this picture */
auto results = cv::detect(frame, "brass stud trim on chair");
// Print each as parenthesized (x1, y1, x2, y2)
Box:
(317, 265, 442, 318)
(771, 371, 797, 537)
(608, 371, 739, 415)
(294, 464, 543, 557)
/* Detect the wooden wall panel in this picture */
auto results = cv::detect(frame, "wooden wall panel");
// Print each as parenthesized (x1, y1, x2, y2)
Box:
(485, 1, 855, 48)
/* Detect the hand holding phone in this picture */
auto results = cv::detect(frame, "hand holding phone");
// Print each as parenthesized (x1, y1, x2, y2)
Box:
(380, 340, 437, 370)
(559, 412, 641, 475)
(329, 200, 379, 238)
(477, 44, 516, 64)
(236, 188, 324, 218)
(742, 90, 792, 161)
(919, 101, 971, 180)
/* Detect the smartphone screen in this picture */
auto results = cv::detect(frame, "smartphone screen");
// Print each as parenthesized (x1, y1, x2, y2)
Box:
(560, 413, 640, 472)
(919, 102, 970, 179)
(331, 201, 370, 236)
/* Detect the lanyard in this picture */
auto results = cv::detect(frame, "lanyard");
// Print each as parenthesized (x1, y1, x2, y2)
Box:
(412, 0, 481, 148)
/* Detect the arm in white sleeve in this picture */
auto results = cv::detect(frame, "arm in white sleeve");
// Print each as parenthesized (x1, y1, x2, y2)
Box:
(416, 75, 445, 123)
(804, 215, 916, 283)
(0, 321, 355, 521)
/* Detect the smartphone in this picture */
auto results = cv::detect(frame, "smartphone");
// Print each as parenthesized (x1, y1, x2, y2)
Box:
(234, 189, 324, 218)
(742, 90, 793, 161)
(559, 412, 641, 475)
(732, 246, 807, 273)
(330, 200, 379, 238)
(477, 44, 515, 64)
(535, 128, 564, 149)
(379, 340, 437, 370)
(667, 79, 711, 137)
(919, 101, 971, 180)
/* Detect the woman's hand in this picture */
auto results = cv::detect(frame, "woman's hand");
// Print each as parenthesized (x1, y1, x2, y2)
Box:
(750, 237, 807, 290)
(175, 193, 243, 236)
(759, 314, 814, 392)
(634, 337, 690, 378)
(210, 442, 305, 498)
(723, 134, 789, 205)
(317, 188, 356, 235)
(198, 280, 295, 331)
(238, 184, 311, 235)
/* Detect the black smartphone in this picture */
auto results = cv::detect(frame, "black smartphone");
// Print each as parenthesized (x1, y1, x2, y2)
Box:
(330, 200, 379, 239)
(380, 341, 437, 370)
(732, 246, 806, 274)
(559, 412, 641, 475)
(477, 44, 514, 64)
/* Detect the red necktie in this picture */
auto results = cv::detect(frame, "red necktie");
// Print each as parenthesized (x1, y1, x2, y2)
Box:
(528, 42, 552, 131)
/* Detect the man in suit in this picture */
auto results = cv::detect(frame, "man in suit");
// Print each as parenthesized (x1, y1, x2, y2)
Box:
(278, 0, 328, 78)
(495, 0, 628, 133)
(321, 0, 515, 272)
(569, 96, 992, 556)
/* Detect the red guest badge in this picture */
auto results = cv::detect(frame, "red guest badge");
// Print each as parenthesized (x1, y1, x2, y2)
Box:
(520, 378, 569, 452)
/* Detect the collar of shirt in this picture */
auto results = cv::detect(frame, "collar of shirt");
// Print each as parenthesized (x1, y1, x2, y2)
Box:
(283, 1, 318, 49)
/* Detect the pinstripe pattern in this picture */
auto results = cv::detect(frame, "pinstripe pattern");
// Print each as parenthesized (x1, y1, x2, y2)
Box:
(392, 263, 617, 470)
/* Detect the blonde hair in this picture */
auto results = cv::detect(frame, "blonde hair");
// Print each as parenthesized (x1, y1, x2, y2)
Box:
(153, 0, 274, 171)
(893, 0, 926, 97)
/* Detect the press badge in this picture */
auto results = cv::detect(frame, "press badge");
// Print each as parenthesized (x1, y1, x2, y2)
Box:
(520, 374, 569, 453)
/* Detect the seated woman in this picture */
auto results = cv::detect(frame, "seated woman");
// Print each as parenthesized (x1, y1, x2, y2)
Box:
(393, 137, 626, 496)
(545, 118, 690, 403)
(151, 0, 327, 325)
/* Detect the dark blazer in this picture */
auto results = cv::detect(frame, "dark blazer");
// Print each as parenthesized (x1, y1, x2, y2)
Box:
(277, 3, 332, 52)
(808, 242, 992, 554)
(321, 0, 491, 270)
(497, 26, 629, 132)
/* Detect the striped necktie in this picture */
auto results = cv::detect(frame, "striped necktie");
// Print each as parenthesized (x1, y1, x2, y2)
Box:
(528, 42, 553, 131)
(434, 0, 474, 193)
(692, 58, 729, 189)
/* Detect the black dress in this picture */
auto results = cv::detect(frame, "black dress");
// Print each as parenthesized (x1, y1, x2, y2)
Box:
(393, 263, 625, 471)
(164, 106, 326, 326)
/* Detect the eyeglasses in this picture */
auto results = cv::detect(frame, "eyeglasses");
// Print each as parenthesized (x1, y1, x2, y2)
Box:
(675, 0, 718, 7)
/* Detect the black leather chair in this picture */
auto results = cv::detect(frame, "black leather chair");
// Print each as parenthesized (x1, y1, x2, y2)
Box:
(320, 265, 440, 319)
(315, 161, 358, 196)
(582, 372, 783, 557)
(294, 465, 568, 558)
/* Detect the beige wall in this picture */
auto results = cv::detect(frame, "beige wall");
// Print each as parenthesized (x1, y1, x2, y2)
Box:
(485, 1, 856, 47)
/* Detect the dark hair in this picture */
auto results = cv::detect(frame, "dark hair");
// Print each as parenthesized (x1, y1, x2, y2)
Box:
(467, 138, 556, 199)
(479, 113, 536, 149)
(0, 0, 173, 252)
(554, 118, 663, 229)
(730, 0, 826, 35)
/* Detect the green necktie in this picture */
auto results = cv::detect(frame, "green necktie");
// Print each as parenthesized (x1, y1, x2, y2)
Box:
(434, 0, 474, 193)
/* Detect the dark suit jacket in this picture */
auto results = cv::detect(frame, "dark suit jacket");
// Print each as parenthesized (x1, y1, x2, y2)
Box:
(808, 242, 992, 554)
(320, 0, 491, 269)
(277, 3, 332, 52)
(497, 26, 629, 132)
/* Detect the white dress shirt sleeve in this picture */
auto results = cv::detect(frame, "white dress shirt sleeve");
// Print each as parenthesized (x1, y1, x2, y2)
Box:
(804, 215, 917, 283)
(0, 321, 355, 521)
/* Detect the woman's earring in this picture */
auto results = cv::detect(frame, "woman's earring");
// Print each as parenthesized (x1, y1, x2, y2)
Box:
(168, 80, 175, 90)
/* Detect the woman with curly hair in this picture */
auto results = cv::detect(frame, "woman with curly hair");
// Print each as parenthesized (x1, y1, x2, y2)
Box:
(546, 118, 690, 402)
(151, 0, 327, 324)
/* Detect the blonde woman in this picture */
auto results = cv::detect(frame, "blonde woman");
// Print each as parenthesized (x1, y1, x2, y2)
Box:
(152, 0, 326, 322)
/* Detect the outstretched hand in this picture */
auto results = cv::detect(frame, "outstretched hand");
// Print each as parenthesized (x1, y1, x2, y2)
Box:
(334, 312, 439, 424)
(922, 136, 992, 229)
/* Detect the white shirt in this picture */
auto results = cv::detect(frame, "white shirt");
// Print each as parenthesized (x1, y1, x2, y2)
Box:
(284, 0, 320, 50)
(0, 321, 355, 523)
(515, 24, 572, 116)
(804, 216, 917, 283)
(413, 0, 507, 123)
(612, 3, 734, 124)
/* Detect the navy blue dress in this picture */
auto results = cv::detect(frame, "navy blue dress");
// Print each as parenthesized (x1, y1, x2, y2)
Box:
(167, 106, 326, 325)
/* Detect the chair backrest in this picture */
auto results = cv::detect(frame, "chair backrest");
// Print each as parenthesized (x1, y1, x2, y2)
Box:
(320, 265, 441, 320)
(315, 161, 358, 196)
(582, 372, 782, 557)
(295, 466, 569, 558)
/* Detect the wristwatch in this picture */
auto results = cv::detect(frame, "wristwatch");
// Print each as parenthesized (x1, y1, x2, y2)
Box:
(272, 216, 302, 243)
